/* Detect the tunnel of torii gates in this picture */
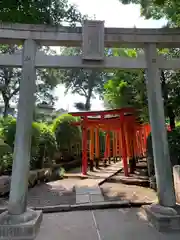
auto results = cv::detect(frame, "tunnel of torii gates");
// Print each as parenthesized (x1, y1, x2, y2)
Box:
(71, 108, 171, 176)
(70, 107, 151, 176)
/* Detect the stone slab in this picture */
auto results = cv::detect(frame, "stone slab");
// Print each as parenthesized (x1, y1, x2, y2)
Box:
(75, 187, 91, 195)
(88, 187, 102, 195)
(143, 204, 180, 232)
(76, 194, 90, 204)
(75, 186, 101, 195)
(89, 194, 104, 203)
(36, 211, 99, 240)
(93, 208, 180, 240)
(0, 209, 42, 240)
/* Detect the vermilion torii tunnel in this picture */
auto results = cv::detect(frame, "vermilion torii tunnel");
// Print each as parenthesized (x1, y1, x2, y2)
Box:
(70, 107, 150, 176)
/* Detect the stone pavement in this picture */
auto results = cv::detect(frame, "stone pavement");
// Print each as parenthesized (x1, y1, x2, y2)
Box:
(74, 162, 122, 205)
(75, 186, 104, 204)
(0, 162, 121, 208)
(36, 208, 180, 240)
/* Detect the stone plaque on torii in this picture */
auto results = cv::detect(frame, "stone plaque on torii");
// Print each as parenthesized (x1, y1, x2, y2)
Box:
(82, 20, 104, 61)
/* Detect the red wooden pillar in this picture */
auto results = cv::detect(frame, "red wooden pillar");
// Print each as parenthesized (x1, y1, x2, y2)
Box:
(95, 128, 100, 159)
(120, 113, 128, 176)
(107, 131, 111, 158)
(104, 132, 108, 159)
(112, 131, 116, 158)
(82, 124, 88, 175)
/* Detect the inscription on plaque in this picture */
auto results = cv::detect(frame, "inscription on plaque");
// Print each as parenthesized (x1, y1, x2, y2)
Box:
(82, 20, 104, 61)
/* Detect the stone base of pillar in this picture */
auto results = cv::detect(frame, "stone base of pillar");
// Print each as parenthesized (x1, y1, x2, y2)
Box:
(143, 204, 180, 232)
(0, 208, 42, 240)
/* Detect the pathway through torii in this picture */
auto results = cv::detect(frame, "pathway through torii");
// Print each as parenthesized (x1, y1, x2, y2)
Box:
(0, 20, 179, 238)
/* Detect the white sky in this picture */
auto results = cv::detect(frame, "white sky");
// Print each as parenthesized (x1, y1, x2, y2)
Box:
(55, 0, 166, 111)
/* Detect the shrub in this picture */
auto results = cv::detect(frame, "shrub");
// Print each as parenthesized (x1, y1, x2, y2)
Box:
(1, 117, 57, 170)
(0, 116, 16, 147)
(146, 127, 180, 177)
(52, 114, 81, 159)
(168, 127, 180, 166)
(0, 139, 12, 174)
(31, 122, 57, 169)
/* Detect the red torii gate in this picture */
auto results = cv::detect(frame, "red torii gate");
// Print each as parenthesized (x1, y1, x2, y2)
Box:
(70, 108, 146, 176)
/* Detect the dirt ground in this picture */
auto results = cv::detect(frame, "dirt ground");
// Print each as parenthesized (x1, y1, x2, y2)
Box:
(100, 172, 157, 203)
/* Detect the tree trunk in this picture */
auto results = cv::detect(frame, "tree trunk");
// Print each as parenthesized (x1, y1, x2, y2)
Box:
(3, 99, 10, 118)
(85, 86, 93, 111)
(85, 97, 91, 111)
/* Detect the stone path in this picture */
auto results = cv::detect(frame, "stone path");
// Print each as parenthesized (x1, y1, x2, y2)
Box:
(74, 162, 122, 205)
(36, 208, 180, 240)
(75, 186, 104, 204)
(0, 162, 121, 208)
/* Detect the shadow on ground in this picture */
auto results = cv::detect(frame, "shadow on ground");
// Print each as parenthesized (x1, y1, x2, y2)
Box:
(0, 182, 76, 207)
(106, 175, 150, 187)
(100, 175, 157, 203)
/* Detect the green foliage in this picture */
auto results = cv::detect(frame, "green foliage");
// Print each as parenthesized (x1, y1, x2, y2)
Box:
(0, 45, 61, 117)
(0, 153, 13, 174)
(38, 123, 57, 159)
(0, 116, 16, 147)
(119, 0, 180, 26)
(52, 113, 81, 152)
(0, 138, 12, 174)
(30, 122, 57, 169)
(0, 1, 86, 117)
(168, 127, 180, 165)
(1, 117, 57, 170)
(104, 48, 180, 125)
(104, 80, 133, 108)
(103, 49, 149, 122)
(147, 127, 180, 176)
(0, 139, 11, 156)
(0, 0, 84, 25)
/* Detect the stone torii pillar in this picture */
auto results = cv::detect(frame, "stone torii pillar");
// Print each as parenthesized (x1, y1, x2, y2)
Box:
(0, 39, 42, 239)
(143, 43, 180, 232)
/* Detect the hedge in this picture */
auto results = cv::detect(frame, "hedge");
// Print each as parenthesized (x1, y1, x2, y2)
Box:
(52, 114, 81, 159)
(146, 127, 180, 189)
(0, 139, 12, 175)
(147, 127, 180, 168)
(0, 116, 57, 171)
(0, 114, 82, 175)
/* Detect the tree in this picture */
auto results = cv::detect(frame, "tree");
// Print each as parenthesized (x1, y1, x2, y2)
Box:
(104, 48, 180, 128)
(0, 46, 60, 116)
(74, 102, 88, 111)
(118, 0, 180, 128)
(0, 0, 83, 25)
(104, 48, 149, 122)
(0, 0, 85, 116)
(59, 47, 106, 111)
(119, 0, 180, 26)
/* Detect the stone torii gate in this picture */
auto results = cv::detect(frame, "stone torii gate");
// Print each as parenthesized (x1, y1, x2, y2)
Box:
(0, 20, 180, 238)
